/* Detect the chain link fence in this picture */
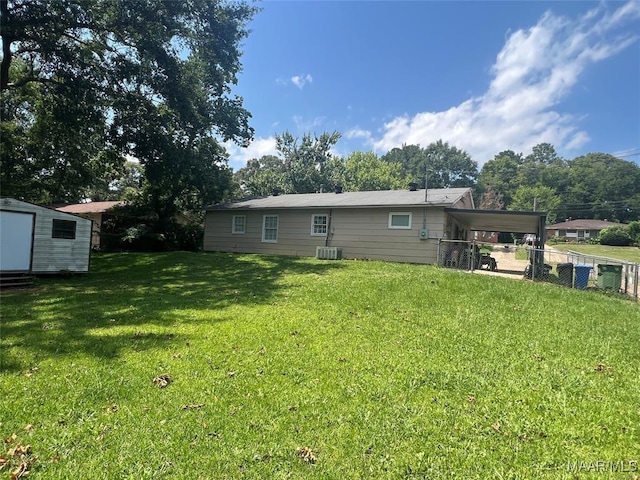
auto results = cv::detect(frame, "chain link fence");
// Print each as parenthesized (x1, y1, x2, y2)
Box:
(437, 239, 638, 300)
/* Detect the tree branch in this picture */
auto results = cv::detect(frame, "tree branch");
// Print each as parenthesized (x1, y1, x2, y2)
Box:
(1, 0, 12, 90)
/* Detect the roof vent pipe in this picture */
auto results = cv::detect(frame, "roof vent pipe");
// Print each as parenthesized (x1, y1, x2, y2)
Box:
(334, 185, 343, 194)
(408, 182, 418, 191)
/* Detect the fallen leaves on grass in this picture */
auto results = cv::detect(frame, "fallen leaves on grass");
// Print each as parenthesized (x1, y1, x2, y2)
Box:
(296, 446, 317, 464)
(182, 404, 205, 410)
(491, 423, 509, 436)
(1, 435, 36, 479)
(23, 367, 39, 378)
(594, 362, 613, 372)
(96, 425, 108, 442)
(153, 374, 173, 388)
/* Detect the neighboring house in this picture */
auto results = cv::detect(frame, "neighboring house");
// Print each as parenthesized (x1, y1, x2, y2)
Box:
(0, 197, 92, 274)
(56, 201, 123, 248)
(546, 219, 624, 242)
(56, 202, 195, 249)
(203, 187, 476, 264)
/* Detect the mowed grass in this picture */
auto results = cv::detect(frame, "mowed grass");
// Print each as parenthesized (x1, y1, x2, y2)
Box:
(550, 244, 640, 263)
(1, 252, 639, 479)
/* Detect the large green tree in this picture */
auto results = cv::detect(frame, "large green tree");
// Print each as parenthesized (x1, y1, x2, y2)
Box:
(563, 153, 640, 223)
(87, 161, 143, 202)
(340, 151, 409, 192)
(382, 140, 477, 190)
(234, 155, 286, 197)
(235, 131, 342, 196)
(277, 131, 342, 194)
(509, 185, 561, 224)
(477, 150, 524, 206)
(1, 0, 256, 222)
(517, 143, 569, 193)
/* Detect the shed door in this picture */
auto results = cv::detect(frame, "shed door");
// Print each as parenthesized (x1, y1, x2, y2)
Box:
(0, 210, 35, 272)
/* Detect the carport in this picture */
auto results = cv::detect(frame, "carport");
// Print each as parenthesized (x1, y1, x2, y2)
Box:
(445, 208, 547, 246)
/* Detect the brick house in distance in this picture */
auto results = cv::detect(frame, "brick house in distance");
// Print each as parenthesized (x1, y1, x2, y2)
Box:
(545, 219, 624, 242)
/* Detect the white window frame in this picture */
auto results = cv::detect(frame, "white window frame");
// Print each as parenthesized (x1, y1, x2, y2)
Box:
(311, 214, 328, 236)
(232, 215, 246, 234)
(262, 215, 279, 243)
(388, 212, 412, 230)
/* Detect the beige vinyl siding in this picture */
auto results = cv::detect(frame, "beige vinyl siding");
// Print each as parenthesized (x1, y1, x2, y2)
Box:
(0, 199, 92, 273)
(204, 209, 329, 257)
(329, 207, 443, 263)
(204, 206, 445, 264)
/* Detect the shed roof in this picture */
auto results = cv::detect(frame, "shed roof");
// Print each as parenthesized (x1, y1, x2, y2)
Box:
(207, 188, 472, 210)
(56, 201, 123, 214)
(1, 197, 93, 223)
(546, 219, 624, 230)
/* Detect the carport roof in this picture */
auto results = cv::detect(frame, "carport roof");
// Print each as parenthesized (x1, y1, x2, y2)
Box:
(445, 208, 546, 234)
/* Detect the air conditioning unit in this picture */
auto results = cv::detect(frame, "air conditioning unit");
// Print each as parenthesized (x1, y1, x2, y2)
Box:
(316, 246, 342, 260)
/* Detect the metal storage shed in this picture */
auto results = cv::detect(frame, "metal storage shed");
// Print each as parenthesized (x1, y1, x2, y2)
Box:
(0, 198, 92, 274)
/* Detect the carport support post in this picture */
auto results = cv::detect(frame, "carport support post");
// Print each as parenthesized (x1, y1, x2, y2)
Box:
(470, 241, 476, 272)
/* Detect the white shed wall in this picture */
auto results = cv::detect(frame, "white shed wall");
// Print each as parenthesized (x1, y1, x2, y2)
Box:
(0, 198, 92, 273)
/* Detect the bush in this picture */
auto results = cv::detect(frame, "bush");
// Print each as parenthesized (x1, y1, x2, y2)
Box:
(121, 223, 170, 251)
(626, 221, 640, 246)
(546, 237, 569, 245)
(598, 226, 632, 246)
(99, 204, 203, 252)
(166, 223, 203, 251)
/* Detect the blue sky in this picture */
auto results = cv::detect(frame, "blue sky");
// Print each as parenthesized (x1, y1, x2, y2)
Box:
(224, 1, 640, 171)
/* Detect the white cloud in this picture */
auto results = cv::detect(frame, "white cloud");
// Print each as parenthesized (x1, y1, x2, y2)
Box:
(224, 136, 278, 170)
(293, 115, 326, 132)
(371, 1, 639, 164)
(291, 73, 313, 89)
(346, 127, 371, 139)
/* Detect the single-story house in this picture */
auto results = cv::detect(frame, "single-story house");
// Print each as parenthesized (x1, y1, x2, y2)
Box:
(204, 186, 546, 265)
(546, 219, 624, 242)
(0, 197, 92, 274)
(56, 201, 123, 248)
(204, 186, 475, 264)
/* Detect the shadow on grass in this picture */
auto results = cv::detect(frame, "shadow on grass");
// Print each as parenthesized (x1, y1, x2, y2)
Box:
(0, 252, 344, 372)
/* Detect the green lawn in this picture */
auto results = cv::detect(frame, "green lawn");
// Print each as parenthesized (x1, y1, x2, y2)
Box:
(550, 244, 640, 263)
(1, 252, 639, 479)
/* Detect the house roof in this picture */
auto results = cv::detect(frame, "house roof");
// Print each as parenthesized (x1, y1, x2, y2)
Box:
(546, 219, 624, 230)
(56, 201, 123, 214)
(207, 188, 472, 210)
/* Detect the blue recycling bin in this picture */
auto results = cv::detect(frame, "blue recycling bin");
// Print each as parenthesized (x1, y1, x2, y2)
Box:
(574, 265, 592, 289)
